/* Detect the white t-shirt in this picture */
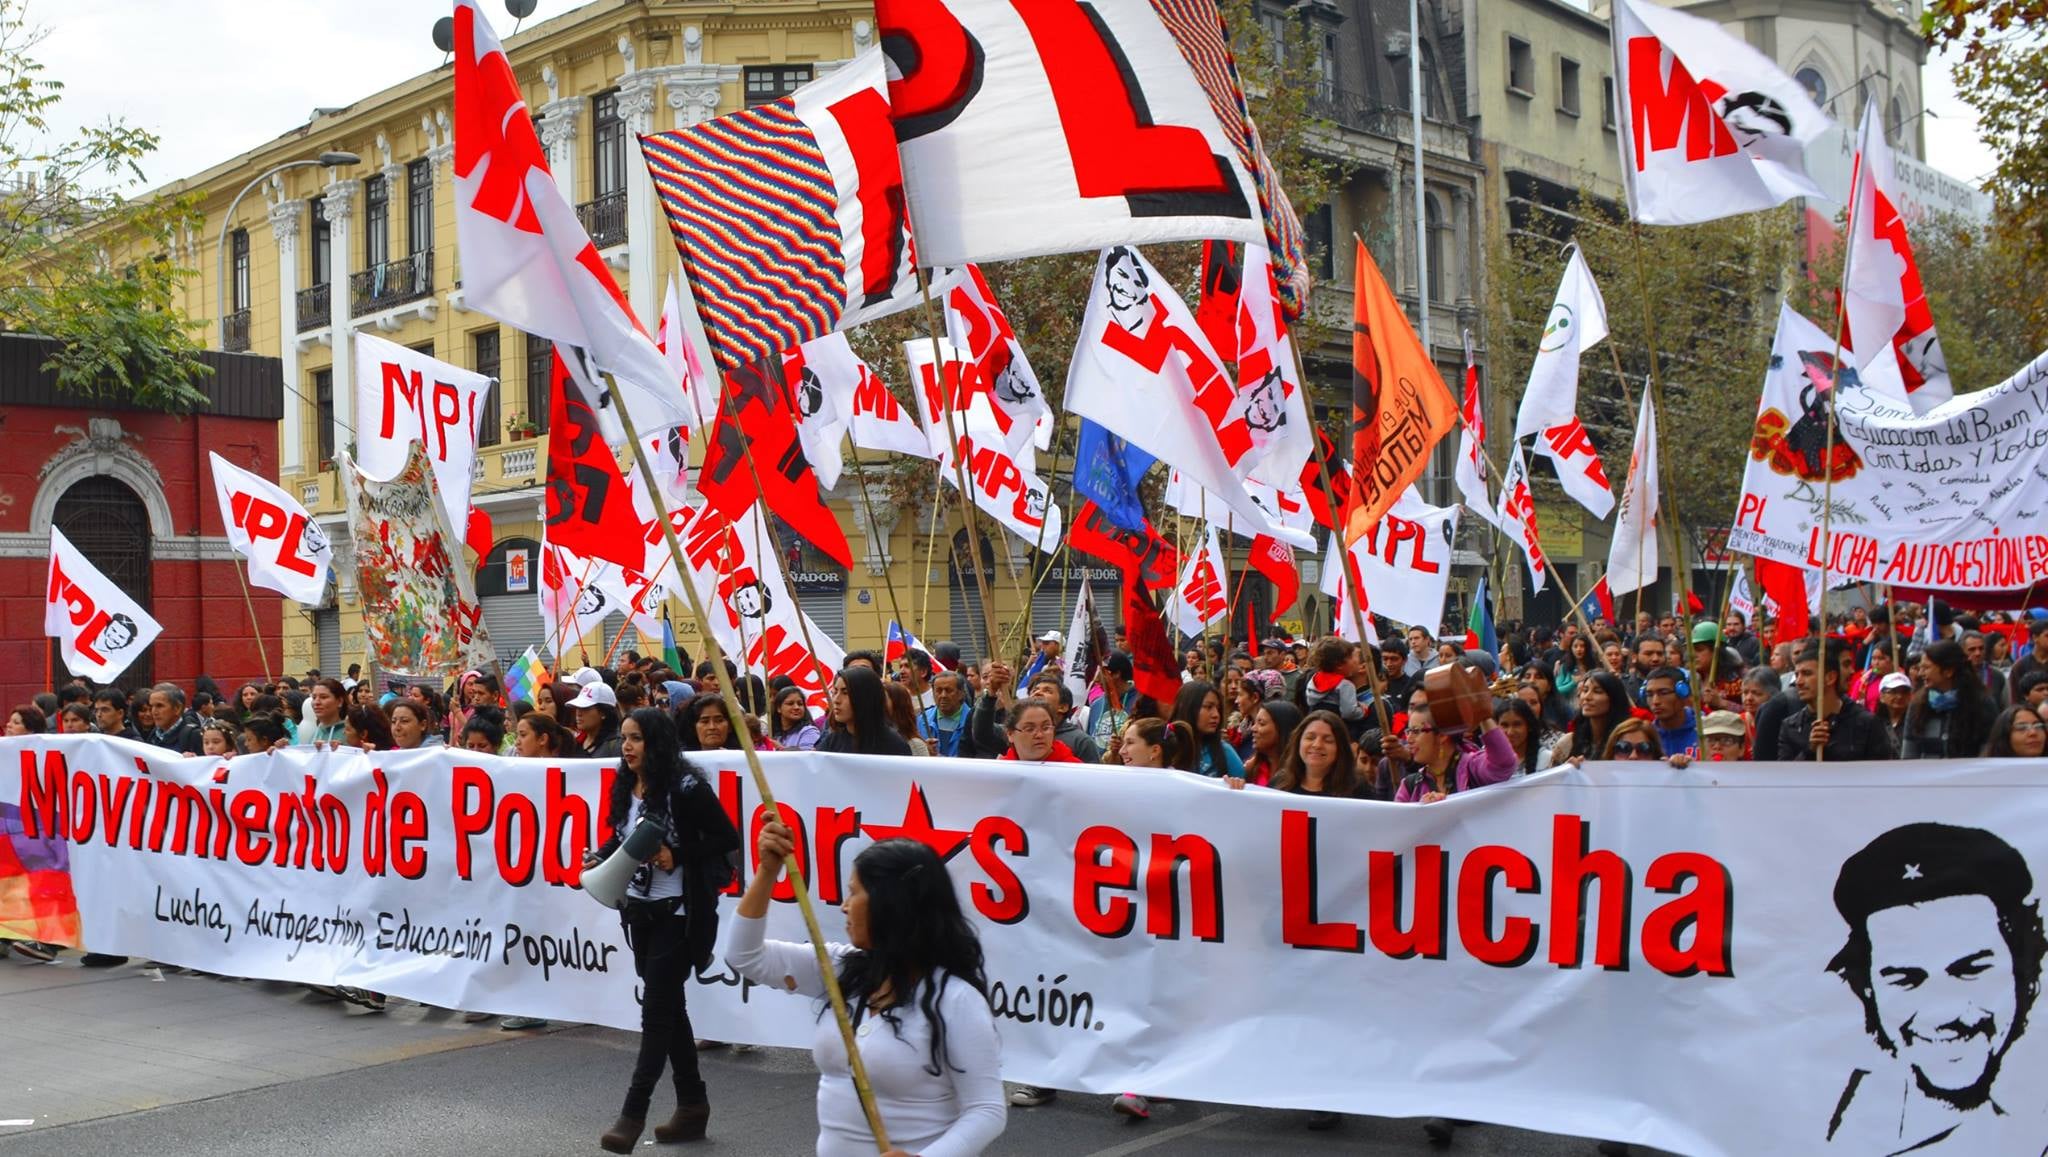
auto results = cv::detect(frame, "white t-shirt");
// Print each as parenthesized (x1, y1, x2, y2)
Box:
(727, 914, 1005, 1156)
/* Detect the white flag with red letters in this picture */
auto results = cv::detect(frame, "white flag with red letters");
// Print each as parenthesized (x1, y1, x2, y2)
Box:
(1842, 97, 1951, 411)
(209, 453, 332, 606)
(1170, 523, 1230, 639)
(1605, 387, 1662, 598)
(907, 338, 1063, 548)
(1497, 441, 1550, 596)
(945, 265, 1050, 454)
(1611, 0, 1830, 226)
(799, 333, 933, 461)
(452, 0, 689, 439)
(1513, 250, 1615, 519)
(352, 332, 494, 538)
(46, 527, 163, 682)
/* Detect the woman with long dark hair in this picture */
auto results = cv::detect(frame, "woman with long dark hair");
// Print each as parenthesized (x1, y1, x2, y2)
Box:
(1517, 665, 1574, 733)
(1553, 671, 1632, 766)
(1554, 634, 1599, 698)
(344, 706, 395, 751)
(1269, 711, 1366, 798)
(1494, 698, 1552, 776)
(1171, 681, 1244, 779)
(770, 686, 822, 751)
(675, 694, 741, 753)
(881, 681, 931, 757)
(1902, 639, 1999, 759)
(1235, 700, 1303, 788)
(1982, 704, 2047, 759)
(816, 666, 915, 757)
(731, 819, 1005, 1156)
(589, 708, 741, 1153)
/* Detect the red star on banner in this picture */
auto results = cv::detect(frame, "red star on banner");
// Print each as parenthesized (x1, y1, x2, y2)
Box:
(860, 782, 972, 863)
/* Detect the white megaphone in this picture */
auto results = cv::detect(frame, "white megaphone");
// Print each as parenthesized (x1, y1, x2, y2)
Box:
(582, 817, 667, 909)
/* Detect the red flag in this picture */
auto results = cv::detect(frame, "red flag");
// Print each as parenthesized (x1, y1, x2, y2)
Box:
(699, 358, 854, 569)
(1755, 556, 1811, 645)
(465, 508, 494, 559)
(1068, 501, 1179, 593)
(1248, 534, 1299, 619)
(545, 350, 646, 571)
(1194, 240, 1242, 360)
(1683, 588, 1706, 615)
(1299, 427, 1350, 531)
(1122, 578, 1182, 705)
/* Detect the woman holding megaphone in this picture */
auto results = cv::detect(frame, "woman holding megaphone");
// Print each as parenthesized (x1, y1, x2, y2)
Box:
(587, 707, 742, 1154)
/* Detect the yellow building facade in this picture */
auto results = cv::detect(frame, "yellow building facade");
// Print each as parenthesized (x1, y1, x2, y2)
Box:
(163, 0, 1114, 677)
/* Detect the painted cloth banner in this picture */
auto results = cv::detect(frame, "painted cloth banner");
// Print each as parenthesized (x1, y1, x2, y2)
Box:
(353, 332, 495, 538)
(16, 737, 2048, 1157)
(339, 447, 495, 679)
(1728, 305, 2048, 592)
(208, 453, 332, 606)
(45, 528, 162, 683)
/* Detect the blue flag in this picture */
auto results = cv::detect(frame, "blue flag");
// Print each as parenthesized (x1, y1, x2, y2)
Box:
(1072, 418, 1156, 533)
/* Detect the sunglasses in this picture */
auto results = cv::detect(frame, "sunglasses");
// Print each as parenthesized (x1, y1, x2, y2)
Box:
(1610, 741, 1658, 757)
(2014, 722, 2048, 735)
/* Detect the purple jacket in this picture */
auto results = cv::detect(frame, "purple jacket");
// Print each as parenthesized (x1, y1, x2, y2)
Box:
(1393, 727, 1519, 802)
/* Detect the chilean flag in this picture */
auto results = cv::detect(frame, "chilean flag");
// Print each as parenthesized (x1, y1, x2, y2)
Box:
(884, 621, 944, 669)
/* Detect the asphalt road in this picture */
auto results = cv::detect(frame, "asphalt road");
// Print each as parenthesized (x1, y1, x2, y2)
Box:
(0, 958, 1644, 1156)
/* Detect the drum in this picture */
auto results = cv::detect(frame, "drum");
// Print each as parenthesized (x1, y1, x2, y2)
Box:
(1421, 662, 1492, 736)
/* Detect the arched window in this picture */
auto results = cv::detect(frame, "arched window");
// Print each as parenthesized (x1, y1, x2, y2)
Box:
(1795, 66, 1828, 108)
(1424, 192, 1448, 303)
(1889, 95, 1907, 141)
(51, 477, 154, 691)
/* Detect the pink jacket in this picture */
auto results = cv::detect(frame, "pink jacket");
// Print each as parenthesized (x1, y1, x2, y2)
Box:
(1393, 727, 1519, 802)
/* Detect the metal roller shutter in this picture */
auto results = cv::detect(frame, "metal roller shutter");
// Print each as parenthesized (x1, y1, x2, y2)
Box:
(948, 584, 991, 667)
(315, 607, 341, 675)
(798, 590, 846, 651)
(481, 593, 546, 668)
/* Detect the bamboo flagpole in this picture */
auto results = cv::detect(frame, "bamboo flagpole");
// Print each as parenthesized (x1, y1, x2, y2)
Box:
(605, 377, 894, 1154)
(233, 560, 279, 686)
(909, 268, 1006, 665)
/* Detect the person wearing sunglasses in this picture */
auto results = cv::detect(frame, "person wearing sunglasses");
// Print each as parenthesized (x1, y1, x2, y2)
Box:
(1602, 718, 1677, 765)
(1982, 705, 2047, 758)
(1392, 705, 1517, 803)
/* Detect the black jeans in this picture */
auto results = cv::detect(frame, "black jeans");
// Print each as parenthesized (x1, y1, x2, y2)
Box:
(621, 902, 706, 1119)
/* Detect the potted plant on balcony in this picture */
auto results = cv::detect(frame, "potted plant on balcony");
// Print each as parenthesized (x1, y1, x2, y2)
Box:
(509, 412, 539, 441)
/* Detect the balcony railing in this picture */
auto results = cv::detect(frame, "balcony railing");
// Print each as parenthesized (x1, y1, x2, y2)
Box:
(297, 283, 331, 331)
(1308, 87, 1464, 147)
(576, 190, 628, 249)
(221, 308, 251, 352)
(350, 249, 435, 318)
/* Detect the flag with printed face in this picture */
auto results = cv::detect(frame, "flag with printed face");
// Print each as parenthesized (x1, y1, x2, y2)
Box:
(353, 332, 495, 539)
(779, 338, 849, 491)
(46, 527, 162, 682)
(1454, 352, 1499, 528)
(643, 49, 919, 375)
(1842, 96, 1950, 411)
(1232, 243, 1313, 489)
(698, 358, 855, 569)
(1605, 387, 1661, 598)
(1066, 245, 1310, 549)
(209, 452, 332, 606)
(907, 338, 1063, 548)
(945, 265, 1050, 454)
(451, 0, 688, 438)
(1497, 441, 1550, 596)
(1513, 250, 1614, 519)
(538, 541, 612, 661)
(793, 333, 933, 461)
(1170, 524, 1230, 638)
(1611, 0, 1830, 226)
(873, 0, 1265, 267)
(1346, 239, 1459, 547)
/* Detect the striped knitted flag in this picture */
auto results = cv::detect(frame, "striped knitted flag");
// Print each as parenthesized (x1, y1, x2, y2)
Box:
(641, 48, 917, 374)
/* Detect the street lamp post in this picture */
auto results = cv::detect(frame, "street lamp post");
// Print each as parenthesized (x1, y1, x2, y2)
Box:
(214, 151, 360, 348)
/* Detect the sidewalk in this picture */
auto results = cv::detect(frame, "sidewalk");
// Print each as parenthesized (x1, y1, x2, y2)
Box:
(0, 954, 543, 1133)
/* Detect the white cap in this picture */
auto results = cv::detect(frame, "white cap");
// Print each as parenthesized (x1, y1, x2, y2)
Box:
(565, 683, 616, 709)
(1037, 630, 1063, 644)
(1879, 672, 1913, 692)
(569, 667, 604, 687)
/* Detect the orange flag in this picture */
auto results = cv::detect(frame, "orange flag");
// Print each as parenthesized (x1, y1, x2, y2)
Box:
(1344, 239, 1459, 546)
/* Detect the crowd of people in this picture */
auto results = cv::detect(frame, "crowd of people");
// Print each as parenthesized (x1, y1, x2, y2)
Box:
(6, 597, 2046, 1155)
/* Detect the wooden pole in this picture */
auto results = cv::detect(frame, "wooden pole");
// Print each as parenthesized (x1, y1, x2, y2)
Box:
(843, 448, 918, 647)
(234, 560, 278, 686)
(608, 379, 893, 1154)
(1622, 224, 1692, 642)
(909, 267, 1005, 664)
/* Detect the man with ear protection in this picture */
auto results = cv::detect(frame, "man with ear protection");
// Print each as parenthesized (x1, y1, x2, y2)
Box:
(1781, 637, 1896, 762)
(1643, 667, 1700, 760)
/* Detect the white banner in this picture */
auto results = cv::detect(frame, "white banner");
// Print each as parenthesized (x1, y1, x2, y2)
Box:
(1516, 249, 1615, 520)
(208, 452, 332, 606)
(353, 331, 495, 538)
(1346, 486, 1460, 631)
(13, 735, 2048, 1157)
(44, 529, 162, 682)
(1728, 305, 2048, 592)
(1608, 386, 1663, 598)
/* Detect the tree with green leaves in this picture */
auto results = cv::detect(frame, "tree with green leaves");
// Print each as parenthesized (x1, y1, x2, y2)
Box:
(0, 0, 210, 412)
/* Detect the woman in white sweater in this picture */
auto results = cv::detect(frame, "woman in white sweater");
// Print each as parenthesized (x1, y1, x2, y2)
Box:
(729, 818, 1006, 1157)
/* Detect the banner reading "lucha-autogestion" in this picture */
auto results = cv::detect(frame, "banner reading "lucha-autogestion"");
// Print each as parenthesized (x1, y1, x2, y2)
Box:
(3, 735, 2046, 1157)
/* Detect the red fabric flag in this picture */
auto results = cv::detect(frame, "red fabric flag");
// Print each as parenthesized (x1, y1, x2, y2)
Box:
(544, 349, 646, 571)
(1122, 578, 1183, 705)
(698, 357, 854, 569)
(1068, 501, 1180, 593)
(1299, 427, 1350, 531)
(465, 507, 494, 559)
(1755, 556, 1811, 645)
(1248, 534, 1299, 619)
(1194, 240, 1242, 361)
(1683, 588, 1706, 615)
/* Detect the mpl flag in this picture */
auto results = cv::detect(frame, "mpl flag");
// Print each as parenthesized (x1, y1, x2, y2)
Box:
(1497, 441, 1549, 596)
(451, 0, 688, 438)
(538, 542, 611, 660)
(208, 452, 332, 606)
(1513, 250, 1614, 520)
(1066, 246, 1308, 548)
(1606, 386, 1662, 598)
(46, 527, 161, 682)
(1344, 486, 1460, 632)
(945, 265, 1050, 454)
(1728, 566, 1755, 625)
(820, 337, 933, 461)
(352, 332, 494, 539)
(907, 338, 1064, 548)
(642, 49, 919, 374)
(1233, 244, 1313, 490)
(544, 347, 648, 573)
(1842, 96, 1951, 410)
(1170, 523, 1230, 639)
(873, 0, 1263, 266)
(1611, 0, 1830, 226)
(1454, 352, 1500, 529)
(1316, 532, 1376, 645)
(1345, 239, 1458, 547)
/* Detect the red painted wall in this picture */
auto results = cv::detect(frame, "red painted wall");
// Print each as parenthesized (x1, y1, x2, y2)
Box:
(0, 405, 286, 708)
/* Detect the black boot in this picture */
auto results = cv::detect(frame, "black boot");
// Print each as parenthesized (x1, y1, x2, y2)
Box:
(600, 1115, 644, 1154)
(653, 1102, 709, 1143)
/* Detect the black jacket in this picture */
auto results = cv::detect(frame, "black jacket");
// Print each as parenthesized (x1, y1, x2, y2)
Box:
(146, 718, 204, 756)
(1750, 689, 1801, 762)
(814, 725, 916, 757)
(594, 767, 741, 976)
(1778, 698, 1895, 762)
